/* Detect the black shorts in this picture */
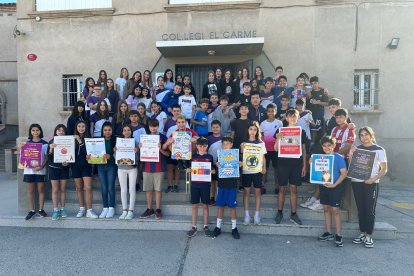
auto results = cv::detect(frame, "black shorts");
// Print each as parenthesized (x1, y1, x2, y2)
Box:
(277, 163, 302, 186)
(311, 111, 325, 132)
(320, 185, 343, 207)
(48, 166, 70, 181)
(23, 174, 45, 183)
(265, 151, 278, 169)
(71, 165, 93, 179)
(212, 171, 218, 181)
(167, 156, 178, 166)
(190, 186, 210, 204)
(242, 173, 263, 188)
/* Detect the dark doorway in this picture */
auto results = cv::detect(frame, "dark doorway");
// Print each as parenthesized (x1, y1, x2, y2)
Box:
(176, 60, 252, 100)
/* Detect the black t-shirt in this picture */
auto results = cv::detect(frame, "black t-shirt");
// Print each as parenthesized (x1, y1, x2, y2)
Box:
(231, 118, 252, 149)
(274, 128, 307, 166)
(221, 80, 236, 103)
(248, 105, 267, 123)
(202, 82, 218, 99)
(307, 89, 328, 114)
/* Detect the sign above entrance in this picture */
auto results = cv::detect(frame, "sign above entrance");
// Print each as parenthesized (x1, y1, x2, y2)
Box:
(161, 30, 257, 41)
(155, 37, 264, 57)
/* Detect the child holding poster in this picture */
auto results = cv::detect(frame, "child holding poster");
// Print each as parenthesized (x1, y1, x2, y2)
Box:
(240, 121, 267, 225)
(139, 119, 170, 220)
(212, 137, 241, 239)
(350, 127, 387, 248)
(206, 120, 223, 205)
(47, 124, 70, 220)
(312, 136, 347, 247)
(274, 109, 307, 225)
(21, 124, 49, 220)
(185, 138, 215, 238)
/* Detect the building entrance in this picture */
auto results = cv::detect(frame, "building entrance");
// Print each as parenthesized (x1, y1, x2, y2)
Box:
(175, 60, 252, 99)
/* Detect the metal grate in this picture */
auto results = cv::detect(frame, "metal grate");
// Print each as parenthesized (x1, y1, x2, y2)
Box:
(353, 70, 379, 111)
(62, 75, 83, 110)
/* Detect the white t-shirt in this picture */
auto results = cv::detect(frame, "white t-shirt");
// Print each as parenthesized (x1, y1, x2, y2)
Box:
(165, 122, 190, 138)
(151, 111, 167, 134)
(260, 119, 283, 152)
(352, 145, 387, 183)
(178, 95, 196, 119)
(115, 78, 127, 99)
(297, 112, 313, 140)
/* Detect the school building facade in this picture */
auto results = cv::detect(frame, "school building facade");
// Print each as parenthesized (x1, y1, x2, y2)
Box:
(14, 0, 414, 182)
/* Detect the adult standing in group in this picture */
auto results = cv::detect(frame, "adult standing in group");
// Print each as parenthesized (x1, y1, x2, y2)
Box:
(115, 67, 129, 100)
(235, 67, 250, 95)
(202, 70, 218, 99)
(350, 127, 387, 248)
(125, 71, 142, 100)
(97, 70, 108, 95)
(105, 78, 120, 118)
(141, 69, 153, 91)
(163, 69, 175, 91)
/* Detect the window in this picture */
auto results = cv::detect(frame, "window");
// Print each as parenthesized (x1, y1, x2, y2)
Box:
(353, 70, 379, 111)
(169, 0, 252, 4)
(62, 75, 82, 111)
(36, 0, 112, 12)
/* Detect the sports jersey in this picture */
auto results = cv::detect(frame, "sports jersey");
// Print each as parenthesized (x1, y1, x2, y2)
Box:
(194, 110, 208, 135)
(259, 90, 274, 109)
(260, 119, 283, 152)
(289, 89, 307, 108)
(331, 124, 355, 158)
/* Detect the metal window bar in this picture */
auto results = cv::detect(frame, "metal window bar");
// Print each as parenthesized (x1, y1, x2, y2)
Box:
(353, 71, 379, 110)
(62, 75, 82, 110)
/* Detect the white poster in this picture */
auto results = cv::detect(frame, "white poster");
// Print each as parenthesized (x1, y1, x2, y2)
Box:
(115, 138, 136, 165)
(53, 136, 75, 163)
(140, 135, 160, 162)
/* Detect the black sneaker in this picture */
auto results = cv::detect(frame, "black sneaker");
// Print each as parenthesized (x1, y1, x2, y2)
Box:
(290, 213, 302, 225)
(204, 226, 211, 237)
(275, 212, 283, 224)
(274, 188, 279, 195)
(187, 227, 197, 238)
(212, 227, 221, 237)
(38, 209, 47, 217)
(335, 234, 343, 247)
(209, 198, 216, 206)
(232, 228, 240, 239)
(165, 186, 172, 193)
(140, 208, 155, 219)
(173, 185, 179, 193)
(25, 211, 36, 220)
(238, 186, 244, 193)
(318, 232, 334, 241)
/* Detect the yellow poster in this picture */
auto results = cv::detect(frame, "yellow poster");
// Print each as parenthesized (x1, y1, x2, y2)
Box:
(243, 143, 263, 174)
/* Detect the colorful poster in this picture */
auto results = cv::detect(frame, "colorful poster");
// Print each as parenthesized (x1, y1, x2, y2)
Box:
(53, 136, 75, 163)
(278, 126, 302, 158)
(171, 131, 192, 160)
(218, 149, 240, 178)
(85, 138, 107, 164)
(347, 149, 377, 181)
(115, 138, 136, 165)
(243, 144, 263, 174)
(310, 154, 335, 184)
(140, 135, 160, 162)
(19, 143, 42, 169)
(191, 161, 211, 182)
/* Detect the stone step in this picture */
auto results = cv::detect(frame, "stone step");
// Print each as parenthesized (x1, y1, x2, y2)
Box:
(43, 201, 349, 221)
(0, 215, 396, 240)
(56, 189, 316, 205)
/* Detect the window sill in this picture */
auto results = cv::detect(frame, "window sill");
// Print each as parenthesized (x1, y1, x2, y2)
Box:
(28, 8, 115, 19)
(350, 110, 383, 116)
(59, 111, 71, 117)
(164, 1, 260, 11)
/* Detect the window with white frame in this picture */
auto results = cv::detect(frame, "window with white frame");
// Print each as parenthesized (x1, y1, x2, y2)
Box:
(353, 70, 379, 110)
(36, 0, 112, 12)
(169, 0, 252, 4)
(62, 75, 83, 111)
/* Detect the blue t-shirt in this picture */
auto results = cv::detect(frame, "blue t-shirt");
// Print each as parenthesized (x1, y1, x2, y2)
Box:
(194, 110, 208, 135)
(332, 152, 347, 183)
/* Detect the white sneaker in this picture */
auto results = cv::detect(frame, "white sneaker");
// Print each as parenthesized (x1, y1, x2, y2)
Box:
(308, 200, 323, 210)
(125, 211, 134, 220)
(300, 197, 317, 208)
(119, 210, 128, 220)
(76, 208, 86, 218)
(243, 216, 251, 225)
(254, 216, 261, 225)
(99, 208, 108, 219)
(86, 209, 98, 219)
(106, 207, 115, 218)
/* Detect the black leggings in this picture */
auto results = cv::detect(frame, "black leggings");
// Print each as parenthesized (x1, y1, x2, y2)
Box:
(352, 182, 379, 235)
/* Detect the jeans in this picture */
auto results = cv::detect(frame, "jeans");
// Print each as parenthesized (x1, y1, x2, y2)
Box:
(97, 165, 117, 208)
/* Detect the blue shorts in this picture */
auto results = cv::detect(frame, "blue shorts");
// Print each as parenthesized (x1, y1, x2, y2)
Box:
(216, 187, 237, 208)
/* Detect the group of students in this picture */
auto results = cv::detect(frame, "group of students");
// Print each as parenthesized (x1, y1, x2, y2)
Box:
(21, 65, 387, 247)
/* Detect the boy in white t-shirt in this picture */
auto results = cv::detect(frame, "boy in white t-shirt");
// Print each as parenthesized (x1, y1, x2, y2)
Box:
(178, 84, 196, 123)
(260, 103, 283, 194)
(295, 98, 315, 152)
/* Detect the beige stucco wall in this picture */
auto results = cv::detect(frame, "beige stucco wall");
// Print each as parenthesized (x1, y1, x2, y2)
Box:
(0, 8, 18, 125)
(15, 0, 414, 181)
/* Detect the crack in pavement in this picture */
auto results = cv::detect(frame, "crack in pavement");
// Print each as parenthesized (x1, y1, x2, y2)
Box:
(177, 237, 191, 276)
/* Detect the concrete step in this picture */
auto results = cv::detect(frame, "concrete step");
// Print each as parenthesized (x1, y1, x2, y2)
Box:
(0, 215, 397, 239)
(56, 189, 316, 205)
(43, 201, 349, 221)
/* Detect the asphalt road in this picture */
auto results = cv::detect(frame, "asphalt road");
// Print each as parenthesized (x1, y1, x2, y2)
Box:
(0, 227, 413, 276)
